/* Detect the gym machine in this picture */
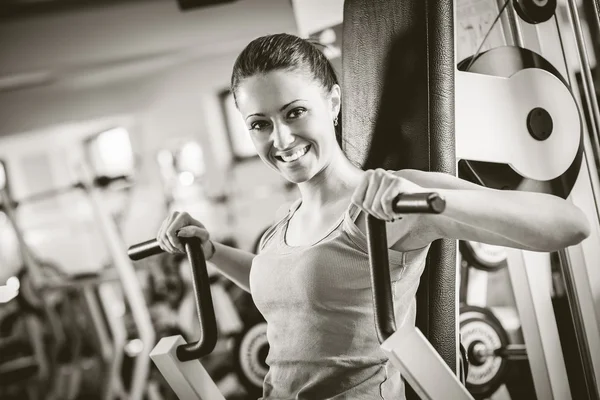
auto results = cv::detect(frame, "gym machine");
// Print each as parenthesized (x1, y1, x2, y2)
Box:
(127, 192, 477, 400)
(0, 159, 97, 400)
(124, 0, 600, 399)
(0, 145, 156, 400)
(454, 0, 600, 398)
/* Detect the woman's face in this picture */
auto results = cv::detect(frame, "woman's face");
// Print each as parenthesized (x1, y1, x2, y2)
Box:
(235, 69, 341, 184)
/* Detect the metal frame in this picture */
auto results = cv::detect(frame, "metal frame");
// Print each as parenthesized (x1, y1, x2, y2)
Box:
(455, 64, 577, 400)
(80, 284, 116, 400)
(455, 3, 600, 398)
(79, 159, 156, 400)
(514, 5, 600, 398)
(381, 326, 474, 400)
(96, 282, 129, 400)
(150, 336, 226, 400)
(505, 250, 572, 399)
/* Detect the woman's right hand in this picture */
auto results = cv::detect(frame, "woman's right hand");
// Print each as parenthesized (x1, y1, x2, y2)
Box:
(156, 211, 215, 259)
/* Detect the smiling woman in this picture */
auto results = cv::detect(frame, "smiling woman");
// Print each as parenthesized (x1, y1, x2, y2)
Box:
(234, 70, 343, 184)
(230, 35, 345, 184)
(153, 33, 591, 400)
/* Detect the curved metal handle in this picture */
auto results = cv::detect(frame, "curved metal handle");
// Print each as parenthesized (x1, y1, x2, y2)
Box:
(127, 237, 218, 361)
(366, 192, 446, 343)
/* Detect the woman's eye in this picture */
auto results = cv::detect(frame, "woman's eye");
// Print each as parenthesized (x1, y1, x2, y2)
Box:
(288, 108, 307, 119)
(250, 121, 269, 131)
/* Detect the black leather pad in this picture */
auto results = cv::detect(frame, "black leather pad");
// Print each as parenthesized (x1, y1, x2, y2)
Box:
(341, 0, 457, 391)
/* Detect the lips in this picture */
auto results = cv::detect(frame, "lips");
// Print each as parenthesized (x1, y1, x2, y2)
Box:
(275, 145, 311, 163)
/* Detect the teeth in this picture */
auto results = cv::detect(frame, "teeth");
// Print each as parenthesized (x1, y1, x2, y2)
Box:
(281, 146, 309, 162)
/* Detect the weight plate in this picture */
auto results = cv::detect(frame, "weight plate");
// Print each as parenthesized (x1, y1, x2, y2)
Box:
(234, 321, 269, 396)
(460, 305, 510, 399)
(460, 241, 507, 272)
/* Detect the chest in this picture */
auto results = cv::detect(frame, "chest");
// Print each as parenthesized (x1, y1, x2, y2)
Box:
(250, 241, 375, 313)
(285, 205, 347, 247)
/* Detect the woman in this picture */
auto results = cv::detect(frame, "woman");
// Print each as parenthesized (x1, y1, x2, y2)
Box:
(157, 33, 590, 399)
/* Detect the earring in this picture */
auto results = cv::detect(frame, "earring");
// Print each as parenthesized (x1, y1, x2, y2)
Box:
(334, 116, 339, 127)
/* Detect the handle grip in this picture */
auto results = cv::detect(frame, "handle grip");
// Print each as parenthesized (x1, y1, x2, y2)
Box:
(127, 239, 164, 261)
(392, 192, 446, 214)
(127, 237, 217, 361)
(367, 192, 445, 344)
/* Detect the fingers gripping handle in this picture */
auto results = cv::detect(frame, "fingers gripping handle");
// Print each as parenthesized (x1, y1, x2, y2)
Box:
(367, 192, 445, 344)
(127, 237, 218, 361)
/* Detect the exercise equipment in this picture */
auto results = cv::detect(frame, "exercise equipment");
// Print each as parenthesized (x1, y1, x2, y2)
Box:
(342, 3, 458, 393)
(457, 45, 582, 198)
(455, 15, 599, 399)
(460, 241, 507, 272)
(0, 154, 160, 400)
(0, 161, 80, 400)
(147, 252, 186, 309)
(513, 0, 557, 25)
(217, 274, 267, 398)
(233, 320, 269, 397)
(128, 237, 223, 400)
(459, 305, 527, 399)
(364, 193, 475, 400)
(0, 306, 46, 400)
(126, 192, 477, 400)
(344, 1, 600, 399)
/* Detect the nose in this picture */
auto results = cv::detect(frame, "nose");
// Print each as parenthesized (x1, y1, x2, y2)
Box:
(272, 121, 295, 150)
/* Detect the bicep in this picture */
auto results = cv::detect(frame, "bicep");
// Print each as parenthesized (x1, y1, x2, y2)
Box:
(428, 213, 540, 251)
(395, 169, 488, 191)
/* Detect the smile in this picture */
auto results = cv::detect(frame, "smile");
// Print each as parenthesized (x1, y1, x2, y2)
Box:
(276, 145, 311, 163)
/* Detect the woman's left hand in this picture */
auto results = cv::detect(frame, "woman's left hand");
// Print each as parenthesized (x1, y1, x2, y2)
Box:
(351, 169, 426, 222)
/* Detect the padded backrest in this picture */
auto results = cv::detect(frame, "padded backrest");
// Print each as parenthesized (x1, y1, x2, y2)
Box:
(341, 0, 457, 395)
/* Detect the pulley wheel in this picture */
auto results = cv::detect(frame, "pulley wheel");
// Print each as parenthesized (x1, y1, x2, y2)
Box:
(514, 0, 557, 25)
(458, 46, 582, 200)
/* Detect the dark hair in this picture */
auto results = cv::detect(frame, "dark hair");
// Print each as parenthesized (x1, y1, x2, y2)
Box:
(230, 33, 343, 147)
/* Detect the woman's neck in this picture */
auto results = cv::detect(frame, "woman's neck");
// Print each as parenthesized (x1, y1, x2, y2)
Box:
(296, 149, 363, 210)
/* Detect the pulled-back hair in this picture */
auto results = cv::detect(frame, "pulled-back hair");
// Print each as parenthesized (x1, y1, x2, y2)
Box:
(231, 33, 343, 147)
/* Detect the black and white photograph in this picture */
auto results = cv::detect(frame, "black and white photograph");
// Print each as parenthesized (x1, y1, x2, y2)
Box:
(1, 0, 600, 399)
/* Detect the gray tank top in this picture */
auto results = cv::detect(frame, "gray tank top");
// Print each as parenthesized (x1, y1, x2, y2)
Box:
(250, 199, 430, 400)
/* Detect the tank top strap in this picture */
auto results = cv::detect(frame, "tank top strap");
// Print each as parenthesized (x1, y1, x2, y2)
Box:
(257, 199, 302, 253)
(347, 201, 362, 223)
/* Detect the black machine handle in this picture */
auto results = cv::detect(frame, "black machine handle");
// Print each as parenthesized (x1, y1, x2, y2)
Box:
(366, 192, 446, 344)
(127, 237, 217, 362)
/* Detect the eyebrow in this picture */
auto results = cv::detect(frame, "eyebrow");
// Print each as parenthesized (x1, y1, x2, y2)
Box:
(245, 99, 306, 121)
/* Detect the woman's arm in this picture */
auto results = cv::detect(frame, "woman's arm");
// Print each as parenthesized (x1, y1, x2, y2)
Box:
(209, 242, 255, 293)
(396, 169, 591, 252)
(163, 212, 256, 293)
